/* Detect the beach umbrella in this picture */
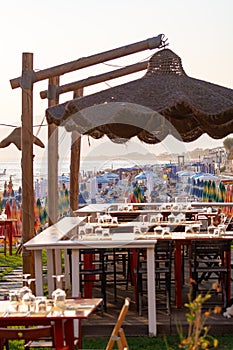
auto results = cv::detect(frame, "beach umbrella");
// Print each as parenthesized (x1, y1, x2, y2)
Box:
(46, 48, 233, 145)
(36, 198, 44, 225)
(202, 181, 209, 202)
(39, 206, 48, 227)
(96, 175, 110, 184)
(105, 172, 119, 179)
(208, 181, 217, 202)
(135, 172, 147, 180)
(34, 198, 41, 233)
(130, 183, 144, 203)
(5, 202, 11, 218)
(216, 182, 226, 203)
(223, 184, 232, 215)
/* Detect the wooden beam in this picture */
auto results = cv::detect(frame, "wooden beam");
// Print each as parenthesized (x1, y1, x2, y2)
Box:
(21, 53, 35, 279)
(40, 60, 148, 99)
(70, 89, 83, 213)
(10, 35, 163, 89)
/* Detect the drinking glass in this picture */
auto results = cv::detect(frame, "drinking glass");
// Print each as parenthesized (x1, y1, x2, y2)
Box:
(22, 291, 36, 312)
(52, 275, 66, 312)
(8, 290, 21, 313)
(35, 296, 48, 313)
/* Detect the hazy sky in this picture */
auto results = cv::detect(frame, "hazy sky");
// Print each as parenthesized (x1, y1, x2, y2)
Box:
(1, 0, 233, 162)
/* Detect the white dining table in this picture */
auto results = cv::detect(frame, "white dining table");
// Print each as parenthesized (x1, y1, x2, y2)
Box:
(24, 219, 158, 336)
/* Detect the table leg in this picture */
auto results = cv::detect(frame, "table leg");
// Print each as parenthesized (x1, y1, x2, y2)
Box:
(8, 222, 13, 256)
(34, 250, 44, 296)
(71, 249, 80, 297)
(84, 253, 94, 298)
(174, 241, 183, 308)
(226, 242, 231, 304)
(63, 319, 76, 350)
(54, 319, 67, 349)
(147, 246, 156, 336)
(131, 249, 137, 304)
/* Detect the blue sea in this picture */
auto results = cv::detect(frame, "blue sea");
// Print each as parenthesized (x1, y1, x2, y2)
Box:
(0, 158, 163, 193)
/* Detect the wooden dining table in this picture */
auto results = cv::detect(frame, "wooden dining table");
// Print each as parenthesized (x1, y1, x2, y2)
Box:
(170, 233, 233, 308)
(0, 219, 18, 255)
(0, 297, 102, 349)
(24, 223, 158, 336)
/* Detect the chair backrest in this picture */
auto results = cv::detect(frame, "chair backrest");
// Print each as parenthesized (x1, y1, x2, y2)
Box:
(0, 326, 54, 350)
(190, 239, 230, 268)
(105, 297, 130, 350)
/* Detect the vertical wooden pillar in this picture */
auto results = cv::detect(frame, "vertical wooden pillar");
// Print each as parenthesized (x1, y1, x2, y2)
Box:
(70, 88, 83, 214)
(21, 53, 35, 277)
(47, 76, 60, 225)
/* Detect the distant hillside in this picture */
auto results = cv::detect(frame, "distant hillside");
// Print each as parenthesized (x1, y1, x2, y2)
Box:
(84, 148, 216, 162)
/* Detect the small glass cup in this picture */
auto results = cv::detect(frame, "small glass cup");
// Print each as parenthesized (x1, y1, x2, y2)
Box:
(35, 296, 47, 313)
(154, 225, 163, 236)
(22, 291, 36, 312)
(207, 224, 215, 236)
(52, 289, 66, 311)
(218, 224, 226, 235)
(102, 228, 110, 238)
(9, 290, 20, 313)
(140, 222, 148, 234)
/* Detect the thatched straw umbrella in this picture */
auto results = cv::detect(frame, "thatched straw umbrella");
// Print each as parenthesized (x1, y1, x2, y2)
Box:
(46, 48, 233, 143)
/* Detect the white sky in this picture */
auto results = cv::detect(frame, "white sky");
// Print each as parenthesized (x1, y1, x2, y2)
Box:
(0, 0, 233, 162)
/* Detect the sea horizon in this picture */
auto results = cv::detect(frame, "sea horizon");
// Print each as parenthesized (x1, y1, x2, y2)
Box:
(0, 158, 168, 193)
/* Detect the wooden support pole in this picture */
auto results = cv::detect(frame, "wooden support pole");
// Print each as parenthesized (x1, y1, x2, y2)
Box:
(10, 35, 163, 88)
(47, 76, 60, 225)
(40, 60, 148, 99)
(70, 89, 83, 214)
(21, 53, 35, 278)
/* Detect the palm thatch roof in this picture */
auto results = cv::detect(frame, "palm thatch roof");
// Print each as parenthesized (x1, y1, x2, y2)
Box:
(46, 48, 233, 144)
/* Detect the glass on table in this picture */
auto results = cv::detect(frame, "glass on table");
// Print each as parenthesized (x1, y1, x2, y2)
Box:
(168, 213, 176, 223)
(133, 225, 141, 235)
(140, 221, 148, 234)
(111, 216, 118, 224)
(207, 217, 216, 237)
(207, 223, 216, 236)
(8, 290, 21, 313)
(22, 291, 36, 312)
(154, 225, 163, 236)
(35, 296, 48, 313)
(102, 228, 110, 238)
(192, 223, 201, 234)
(52, 275, 66, 311)
(95, 225, 103, 236)
(155, 213, 163, 223)
(218, 223, 227, 235)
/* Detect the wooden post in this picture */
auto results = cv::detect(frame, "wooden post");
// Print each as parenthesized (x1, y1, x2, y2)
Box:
(47, 76, 60, 225)
(70, 89, 83, 214)
(21, 53, 35, 278)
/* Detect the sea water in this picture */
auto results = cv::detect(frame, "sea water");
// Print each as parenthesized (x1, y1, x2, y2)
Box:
(0, 158, 161, 191)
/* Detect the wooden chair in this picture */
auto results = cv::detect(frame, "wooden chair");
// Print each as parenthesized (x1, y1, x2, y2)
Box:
(105, 297, 130, 350)
(136, 240, 173, 315)
(190, 239, 231, 307)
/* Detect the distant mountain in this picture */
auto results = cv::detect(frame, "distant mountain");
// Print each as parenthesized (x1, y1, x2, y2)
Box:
(83, 148, 219, 162)
(84, 151, 157, 160)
